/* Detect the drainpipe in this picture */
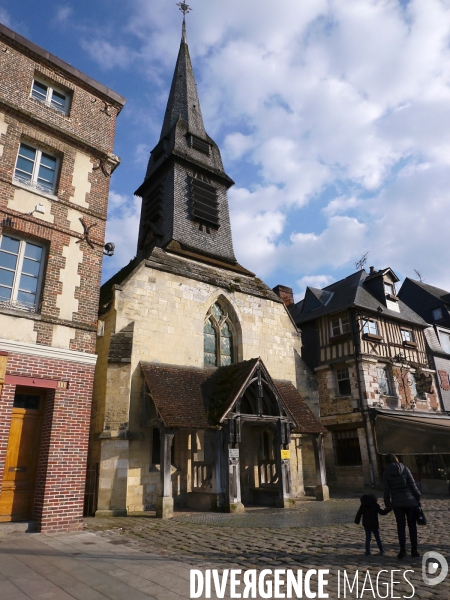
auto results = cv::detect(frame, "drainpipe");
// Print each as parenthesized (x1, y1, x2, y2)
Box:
(349, 308, 376, 489)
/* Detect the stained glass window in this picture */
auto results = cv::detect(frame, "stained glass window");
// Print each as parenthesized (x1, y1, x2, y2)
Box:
(203, 302, 235, 367)
(220, 322, 232, 366)
(204, 319, 217, 366)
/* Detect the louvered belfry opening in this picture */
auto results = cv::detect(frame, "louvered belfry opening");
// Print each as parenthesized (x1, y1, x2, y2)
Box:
(190, 134, 210, 155)
(189, 176, 220, 228)
(143, 183, 164, 225)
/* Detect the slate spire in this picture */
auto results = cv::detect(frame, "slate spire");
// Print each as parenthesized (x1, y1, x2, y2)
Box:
(134, 15, 253, 274)
(159, 21, 206, 140)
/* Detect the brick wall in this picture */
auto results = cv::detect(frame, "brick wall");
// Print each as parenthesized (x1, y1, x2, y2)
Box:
(0, 34, 122, 154)
(0, 26, 123, 531)
(2, 352, 95, 532)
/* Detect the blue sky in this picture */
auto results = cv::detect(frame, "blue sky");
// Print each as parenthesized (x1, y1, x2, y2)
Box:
(3, 0, 450, 298)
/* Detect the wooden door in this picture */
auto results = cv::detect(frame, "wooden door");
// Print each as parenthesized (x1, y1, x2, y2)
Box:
(0, 388, 45, 522)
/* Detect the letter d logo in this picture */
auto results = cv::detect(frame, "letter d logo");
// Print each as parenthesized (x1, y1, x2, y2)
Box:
(422, 551, 448, 586)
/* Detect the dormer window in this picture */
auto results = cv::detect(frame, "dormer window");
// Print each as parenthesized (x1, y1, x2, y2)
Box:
(31, 78, 71, 115)
(384, 282, 395, 296)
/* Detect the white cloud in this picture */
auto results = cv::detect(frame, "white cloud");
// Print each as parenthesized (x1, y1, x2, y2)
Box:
(323, 196, 361, 217)
(54, 6, 72, 25)
(223, 133, 254, 161)
(0, 7, 12, 28)
(80, 39, 137, 70)
(134, 143, 151, 169)
(103, 191, 141, 280)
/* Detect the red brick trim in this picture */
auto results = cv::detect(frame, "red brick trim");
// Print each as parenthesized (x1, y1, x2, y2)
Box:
(4, 374, 63, 388)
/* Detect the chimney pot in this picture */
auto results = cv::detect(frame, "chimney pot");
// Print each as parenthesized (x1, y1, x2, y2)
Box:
(370, 266, 375, 274)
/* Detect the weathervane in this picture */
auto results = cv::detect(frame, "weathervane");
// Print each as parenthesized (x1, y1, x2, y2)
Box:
(177, 2, 192, 20)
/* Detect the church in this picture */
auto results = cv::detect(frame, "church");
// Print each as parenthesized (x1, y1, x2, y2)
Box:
(89, 12, 327, 518)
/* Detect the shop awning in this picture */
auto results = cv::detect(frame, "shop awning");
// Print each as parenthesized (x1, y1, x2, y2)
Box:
(375, 412, 450, 455)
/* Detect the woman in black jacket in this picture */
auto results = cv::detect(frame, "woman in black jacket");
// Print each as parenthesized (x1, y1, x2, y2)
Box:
(383, 453, 421, 559)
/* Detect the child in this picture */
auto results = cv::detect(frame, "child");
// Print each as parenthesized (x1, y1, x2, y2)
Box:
(355, 494, 391, 555)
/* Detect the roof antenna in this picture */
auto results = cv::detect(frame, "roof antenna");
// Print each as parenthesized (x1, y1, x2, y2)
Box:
(414, 269, 423, 282)
(355, 251, 369, 271)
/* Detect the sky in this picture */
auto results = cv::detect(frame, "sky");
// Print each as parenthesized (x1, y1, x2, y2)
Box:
(3, 0, 450, 300)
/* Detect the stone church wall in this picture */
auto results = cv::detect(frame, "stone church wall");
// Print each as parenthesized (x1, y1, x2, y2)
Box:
(93, 259, 320, 512)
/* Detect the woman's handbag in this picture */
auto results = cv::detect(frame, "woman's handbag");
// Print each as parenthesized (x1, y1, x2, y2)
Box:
(416, 507, 427, 526)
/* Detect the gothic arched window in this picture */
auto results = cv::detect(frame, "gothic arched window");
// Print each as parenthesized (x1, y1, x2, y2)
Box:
(203, 301, 234, 366)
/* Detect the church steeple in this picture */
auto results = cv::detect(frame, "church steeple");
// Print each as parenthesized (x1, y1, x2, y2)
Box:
(135, 7, 245, 271)
(159, 21, 206, 141)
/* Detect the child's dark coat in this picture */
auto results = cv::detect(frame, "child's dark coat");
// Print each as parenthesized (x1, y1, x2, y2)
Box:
(355, 494, 391, 530)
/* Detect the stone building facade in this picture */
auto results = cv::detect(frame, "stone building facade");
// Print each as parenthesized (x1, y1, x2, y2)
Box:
(0, 24, 125, 531)
(90, 21, 326, 519)
(290, 267, 449, 493)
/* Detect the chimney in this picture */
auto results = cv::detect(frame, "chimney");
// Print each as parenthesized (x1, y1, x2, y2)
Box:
(272, 285, 294, 307)
(369, 266, 375, 274)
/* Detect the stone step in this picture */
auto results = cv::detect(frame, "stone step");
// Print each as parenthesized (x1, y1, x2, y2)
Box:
(0, 521, 37, 535)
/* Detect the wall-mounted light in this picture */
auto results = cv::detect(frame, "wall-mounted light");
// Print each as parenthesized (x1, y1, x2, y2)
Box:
(103, 242, 115, 256)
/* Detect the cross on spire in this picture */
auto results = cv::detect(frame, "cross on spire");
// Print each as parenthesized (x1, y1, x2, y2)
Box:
(177, 2, 192, 21)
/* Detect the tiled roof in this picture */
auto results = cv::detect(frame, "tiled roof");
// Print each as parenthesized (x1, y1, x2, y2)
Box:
(141, 363, 211, 429)
(274, 380, 328, 434)
(140, 359, 325, 434)
(207, 359, 259, 423)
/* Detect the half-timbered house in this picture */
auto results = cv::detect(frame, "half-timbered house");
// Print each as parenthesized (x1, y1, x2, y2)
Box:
(290, 267, 450, 492)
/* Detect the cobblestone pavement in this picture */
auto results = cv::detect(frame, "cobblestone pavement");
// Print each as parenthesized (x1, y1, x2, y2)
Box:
(86, 497, 450, 599)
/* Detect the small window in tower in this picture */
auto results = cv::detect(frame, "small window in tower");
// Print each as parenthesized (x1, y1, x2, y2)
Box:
(190, 176, 219, 228)
(190, 135, 210, 155)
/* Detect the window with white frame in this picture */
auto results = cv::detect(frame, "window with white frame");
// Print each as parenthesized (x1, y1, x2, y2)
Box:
(14, 143, 59, 195)
(401, 329, 414, 342)
(438, 331, 450, 354)
(336, 367, 352, 396)
(330, 315, 350, 337)
(377, 365, 393, 396)
(384, 282, 396, 296)
(31, 79, 70, 114)
(363, 319, 379, 335)
(0, 235, 45, 312)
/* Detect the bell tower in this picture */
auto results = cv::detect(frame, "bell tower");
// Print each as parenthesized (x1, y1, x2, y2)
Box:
(135, 3, 240, 269)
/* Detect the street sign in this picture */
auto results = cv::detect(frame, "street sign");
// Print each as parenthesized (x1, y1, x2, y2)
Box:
(229, 448, 239, 458)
